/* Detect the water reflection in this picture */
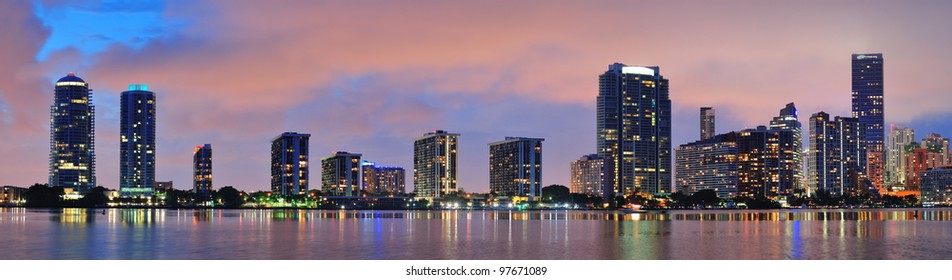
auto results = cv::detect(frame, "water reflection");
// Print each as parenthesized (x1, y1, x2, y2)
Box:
(1, 208, 951, 260)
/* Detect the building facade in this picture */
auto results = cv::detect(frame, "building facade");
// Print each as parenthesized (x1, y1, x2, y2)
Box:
(193, 144, 213, 197)
(570, 154, 605, 197)
(361, 161, 406, 195)
(322, 151, 362, 197)
(50, 73, 96, 193)
(597, 63, 671, 198)
(920, 133, 950, 165)
(769, 102, 803, 192)
(808, 112, 867, 196)
(155, 181, 173, 192)
(413, 130, 459, 198)
(488, 137, 544, 199)
(271, 132, 310, 196)
(119, 84, 156, 198)
(886, 125, 915, 185)
(921, 167, 952, 206)
(736, 127, 797, 199)
(700, 107, 715, 140)
(675, 132, 738, 198)
(852, 53, 885, 191)
(904, 147, 944, 188)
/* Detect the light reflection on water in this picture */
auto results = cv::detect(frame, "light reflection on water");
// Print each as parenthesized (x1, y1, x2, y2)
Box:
(0, 208, 950, 260)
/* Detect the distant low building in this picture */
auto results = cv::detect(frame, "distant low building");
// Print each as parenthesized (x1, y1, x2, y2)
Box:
(675, 132, 738, 198)
(570, 154, 605, 197)
(155, 181, 174, 192)
(0, 186, 27, 205)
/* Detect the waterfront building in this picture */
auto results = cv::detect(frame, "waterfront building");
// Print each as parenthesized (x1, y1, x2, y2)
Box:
(271, 132, 310, 196)
(905, 147, 944, 188)
(886, 125, 915, 185)
(570, 154, 606, 197)
(1, 186, 27, 205)
(119, 84, 156, 198)
(489, 137, 544, 199)
(920, 133, 950, 165)
(736, 126, 797, 199)
(700, 107, 715, 140)
(808, 112, 866, 196)
(413, 130, 459, 198)
(921, 166, 952, 206)
(193, 144, 213, 197)
(596, 63, 671, 198)
(852, 53, 885, 191)
(769, 103, 803, 191)
(361, 161, 406, 195)
(322, 151, 362, 197)
(675, 132, 738, 198)
(49, 73, 96, 193)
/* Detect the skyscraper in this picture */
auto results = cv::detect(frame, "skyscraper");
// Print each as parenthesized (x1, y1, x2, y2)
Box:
(808, 112, 866, 196)
(597, 63, 671, 199)
(675, 132, 738, 198)
(920, 133, 950, 165)
(271, 132, 310, 196)
(322, 151, 362, 197)
(193, 144, 213, 197)
(769, 102, 802, 191)
(852, 53, 885, 190)
(570, 154, 605, 197)
(488, 137, 544, 199)
(886, 125, 915, 185)
(700, 107, 715, 140)
(49, 73, 96, 193)
(413, 130, 459, 198)
(736, 126, 797, 199)
(119, 84, 156, 198)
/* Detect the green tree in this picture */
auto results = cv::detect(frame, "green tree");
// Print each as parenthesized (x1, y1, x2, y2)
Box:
(217, 186, 245, 208)
(541, 184, 570, 203)
(25, 183, 64, 207)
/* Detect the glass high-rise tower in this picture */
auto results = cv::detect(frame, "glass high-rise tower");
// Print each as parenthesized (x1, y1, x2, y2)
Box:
(193, 144, 213, 197)
(119, 84, 156, 198)
(413, 130, 459, 198)
(49, 73, 96, 192)
(852, 53, 884, 190)
(271, 132, 310, 196)
(597, 63, 671, 198)
(488, 137, 544, 199)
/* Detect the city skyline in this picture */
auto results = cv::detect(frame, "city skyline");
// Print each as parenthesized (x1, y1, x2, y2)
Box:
(6, 1, 952, 193)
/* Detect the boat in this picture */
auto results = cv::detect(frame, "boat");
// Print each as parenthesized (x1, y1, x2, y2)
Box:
(619, 204, 646, 213)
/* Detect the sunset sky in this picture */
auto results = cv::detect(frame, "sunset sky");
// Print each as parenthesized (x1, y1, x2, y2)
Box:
(3, 0, 952, 193)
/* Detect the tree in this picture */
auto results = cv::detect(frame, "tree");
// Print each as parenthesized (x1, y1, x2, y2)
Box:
(541, 185, 570, 203)
(692, 189, 721, 207)
(25, 184, 64, 207)
(76, 186, 109, 207)
(217, 186, 245, 208)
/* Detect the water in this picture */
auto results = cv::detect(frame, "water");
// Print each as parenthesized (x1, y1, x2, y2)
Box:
(0, 208, 950, 259)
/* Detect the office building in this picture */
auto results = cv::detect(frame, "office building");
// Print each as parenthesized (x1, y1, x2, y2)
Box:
(488, 137, 544, 199)
(322, 151, 362, 197)
(1, 186, 27, 205)
(570, 154, 606, 197)
(905, 147, 944, 188)
(675, 132, 738, 198)
(700, 107, 715, 140)
(852, 53, 885, 191)
(769, 102, 803, 191)
(921, 167, 952, 206)
(193, 144, 213, 196)
(921, 133, 950, 165)
(362, 161, 406, 195)
(736, 126, 797, 199)
(271, 132, 310, 196)
(886, 125, 915, 185)
(119, 84, 156, 198)
(413, 130, 459, 198)
(49, 73, 96, 192)
(597, 63, 671, 198)
(808, 112, 866, 196)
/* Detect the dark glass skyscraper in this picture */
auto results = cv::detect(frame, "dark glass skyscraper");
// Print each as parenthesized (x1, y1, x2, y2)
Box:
(49, 73, 96, 192)
(488, 137, 544, 199)
(193, 144, 213, 197)
(597, 63, 671, 198)
(119, 84, 156, 198)
(321, 151, 362, 197)
(808, 112, 866, 196)
(769, 102, 802, 191)
(852, 53, 884, 190)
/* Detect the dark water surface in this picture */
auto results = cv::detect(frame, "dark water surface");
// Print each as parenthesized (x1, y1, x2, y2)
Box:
(1, 208, 950, 259)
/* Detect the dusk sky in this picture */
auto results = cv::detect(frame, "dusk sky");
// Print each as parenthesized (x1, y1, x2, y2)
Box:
(3, 0, 952, 193)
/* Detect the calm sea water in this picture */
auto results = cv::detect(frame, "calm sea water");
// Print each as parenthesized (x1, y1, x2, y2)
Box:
(0, 208, 950, 260)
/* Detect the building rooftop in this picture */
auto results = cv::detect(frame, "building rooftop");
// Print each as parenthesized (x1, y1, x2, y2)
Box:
(56, 72, 86, 84)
